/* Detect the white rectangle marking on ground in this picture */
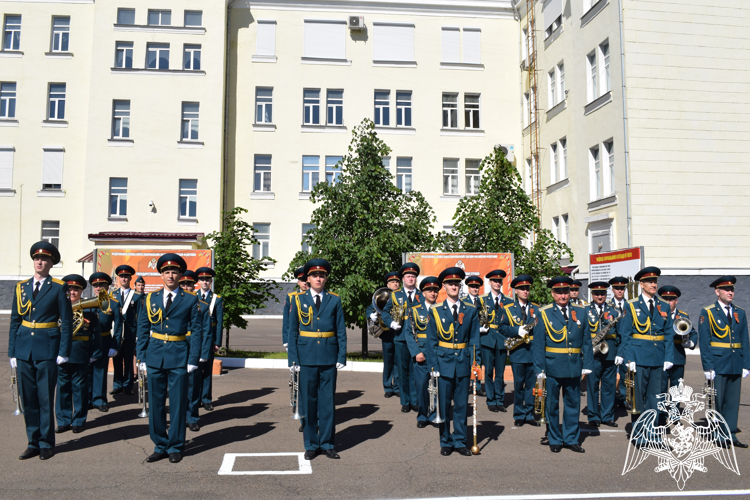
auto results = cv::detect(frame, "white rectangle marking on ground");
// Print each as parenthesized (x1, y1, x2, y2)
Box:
(218, 452, 312, 475)
(395, 489, 750, 500)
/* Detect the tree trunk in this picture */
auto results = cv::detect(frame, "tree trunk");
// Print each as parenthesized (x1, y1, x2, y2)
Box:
(361, 325, 368, 357)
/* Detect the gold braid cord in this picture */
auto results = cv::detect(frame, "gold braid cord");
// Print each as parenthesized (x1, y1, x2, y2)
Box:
(295, 294, 312, 326)
(412, 307, 429, 332)
(707, 309, 729, 339)
(541, 309, 566, 343)
(629, 303, 651, 334)
(146, 293, 163, 324)
(432, 307, 454, 341)
(16, 283, 31, 316)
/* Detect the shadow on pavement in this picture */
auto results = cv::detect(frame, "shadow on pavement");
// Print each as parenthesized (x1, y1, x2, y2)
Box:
(86, 407, 146, 430)
(335, 390, 364, 406)
(335, 404, 379, 425)
(216, 388, 276, 407)
(335, 420, 392, 452)
(201, 403, 270, 426)
(55, 424, 150, 454)
(477, 420, 505, 451)
(185, 422, 275, 455)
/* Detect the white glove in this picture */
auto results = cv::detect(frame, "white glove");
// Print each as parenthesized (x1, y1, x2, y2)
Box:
(108, 349, 117, 357)
(336, 362, 345, 370)
(199, 358, 207, 363)
(479, 326, 489, 333)
(390, 321, 402, 330)
(56, 356, 68, 365)
(663, 361, 674, 371)
(9, 358, 16, 369)
(614, 356, 624, 366)
(290, 365, 301, 372)
(139, 362, 147, 372)
(283, 343, 288, 353)
(689, 341, 695, 349)
(627, 362, 636, 372)
(704, 370, 715, 381)
(370, 313, 378, 322)
(187, 364, 198, 373)
(537, 372, 546, 380)
(582, 369, 592, 376)
(743, 369, 749, 379)
(431, 371, 440, 377)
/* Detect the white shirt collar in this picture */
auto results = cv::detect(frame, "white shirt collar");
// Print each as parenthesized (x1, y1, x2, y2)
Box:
(310, 289, 323, 299)
(718, 298, 732, 311)
(33, 276, 46, 288)
(557, 303, 568, 314)
(163, 288, 177, 307)
(518, 298, 528, 308)
(425, 301, 435, 309)
(445, 297, 459, 309)
(490, 290, 501, 300)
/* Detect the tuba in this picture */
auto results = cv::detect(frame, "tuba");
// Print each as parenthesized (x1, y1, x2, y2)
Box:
(673, 315, 692, 346)
(367, 288, 392, 338)
(72, 289, 110, 334)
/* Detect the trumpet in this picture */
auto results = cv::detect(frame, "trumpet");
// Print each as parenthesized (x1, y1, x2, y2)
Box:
(673, 315, 692, 346)
(533, 373, 546, 425)
(10, 366, 23, 416)
(136, 361, 148, 418)
(428, 368, 444, 424)
(625, 362, 640, 415)
(72, 289, 110, 335)
(290, 363, 301, 420)
(703, 377, 716, 412)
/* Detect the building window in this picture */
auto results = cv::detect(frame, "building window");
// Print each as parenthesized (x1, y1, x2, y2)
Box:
(562, 214, 569, 244)
(302, 155, 320, 192)
(372, 22, 415, 63)
(559, 63, 565, 96)
(587, 51, 597, 102)
(256, 20, 276, 58)
(396, 91, 412, 127)
(442, 93, 458, 129)
(147, 10, 171, 26)
(115, 42, 133, 68)
(147, 43, 169, 69)
(463, 28, 481, 64)
(112, 100, 130, 139)
(1, 82, 16, 118)
(183, 44, 201, 70)
(184, 11, 202, 27)
(252, 223, 270, 260)
(42, 149, 63, 190)
(545, 16, 561, 40)
(548, 69, 556, 108)
(381, 156, 391, 176)
(255, 88, 272, 123)
(41, 221, 60, 248)
(51, 17, 70, 53)
(181, 102, 199, 141)
(550, 143, 558, 183)
(559, 138, 567, 180)
(116, 8, 135, 25)
(179, 179, 197, 218)
(302, 224, 315, 253)
(605, 140, 614, 195)
(325, 156, 342, 184)
(396, 157, 412, 193)
(590, 145, 601, 200)
(465, 159, 480, 195)
(530, 88, 537, 123)
(441, 27, 459, 63)
(303, 89, 320, 125)
(48, 83, 66, 120)
(443, 159, 459, 195)
(0, 147, 13, 189)
(523, 92, 529, 128)
(524, 158, 532, 194)
(600, 42, 610, 94)
(552, 216, 560, 241)
(374, 91, 390, 126)
(465, 94, 480, 129)
(254, 155, 271, 192)
(3, 15, 21, 50)
(326, 90, 343, 125)
(109, 178, 127, 217)
(302, 20, 346, 60)
(521, 27, 528, 63)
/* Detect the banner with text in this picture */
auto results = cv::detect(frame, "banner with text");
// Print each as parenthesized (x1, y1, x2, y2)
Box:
(589, 247, 644, 301)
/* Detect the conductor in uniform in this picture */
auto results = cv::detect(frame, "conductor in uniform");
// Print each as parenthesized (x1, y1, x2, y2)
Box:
(463, 275, 486, 397)
(111, 265, 140, 396)
(136, 254, 203, 463)
(196, 267, 223, 411)
(287, 259, 347, 460)
(88, 272, 122, 412)
(481, 270, 514, 412)
(9, 241, 73, 460)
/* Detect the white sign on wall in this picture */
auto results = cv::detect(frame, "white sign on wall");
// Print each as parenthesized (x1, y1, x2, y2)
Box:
(588, 246, 644, 301)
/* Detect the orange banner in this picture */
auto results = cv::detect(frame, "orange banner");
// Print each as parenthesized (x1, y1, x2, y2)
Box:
(405, 252, 514, 302)
(95, 249, 212, 293)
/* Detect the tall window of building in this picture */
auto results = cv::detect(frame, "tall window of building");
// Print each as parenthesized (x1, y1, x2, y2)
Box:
(600, 42, 610, 94)
(183, 44, 201, 70)
(147, 43, 169, 69)
(396, 91, 412, 127)
(0, 82, 16, 118)
(184, 11, 202, 27)
(558, 63, 565, 96)
(523, 92, 529, 128)
(302, 155, 320, 192)
(115, 42, 133, 68)
(41, 221, 60, 248)
(372, 22, 415, 64)
(396, 157, 412, 193)
(252, 224, 270, 260)
(42, 148, 63, 190)
(255, 88, 272, 123)
(112, 100, 130, 139)
(303, 20, 346, 61)
(302, 224, 315, 253)
(442, 93, 458, 129)
(550, 143, 558, 183)
(463, 28, 481, 64)
(440, 27, 460, 63)
(521, 27, 528, 63)
(524, 158, 531, 194)
(179, 179, 197, 218)
(181, 102, 199, 141)
(465, 94, 480, 129)
(3, 15, 21, 50)
(605, 140, 615, 194)
(255, 20, 276, 59)
(303, 89, 320, 125)
(587, 51, 597, 102)
(374, 91, 390, 126)
(326, 156, 342, 184)
(326, 90, 343, 125)
(0, 147, 13, 189)
(254, 155, 272, 192)
(147, 10, 171, 26)
(443, 159, 459, 195)
(552, 216, 560, 241)
(590, 145, 601, 200)
(465, 159, 480, 195)
(51, 17, 70, 52)
(548, 69, 557, 108)
(48, 83, 66, 120)
(109, 178, 127, 218)
(562, 214, 569, 244)
(116, 8, 135, 25)
(381, 156, 391, 176)
(560, 138, 567, 179)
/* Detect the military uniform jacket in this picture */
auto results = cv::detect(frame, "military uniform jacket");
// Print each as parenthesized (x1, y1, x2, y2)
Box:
(287, 290, 347, 367)
(699, 302, 750, 375)
(99, 296, 122, 352)
(532, 303, 594, 379)
(404, 303, 434, 358)
(135, 289, 203, 369)
(671, 310, 698, 365)
(9, 277, 73, 361)
(584, 302, 621, 361)
(500, 301, 539, 364)
(117, 288, 141, 342)
(570, 297, 588, 306)
(365, 302, 394, 342)
(198, 299, 213, 360)
(480, 292, 514, 349)
(382, 288, 423, 342)
(69, 310, 103, 364)
(619, 295, 675, 367)
(199, 290, 223, 350)
(607, 298, 629, 337)
(424, 299, 480, 379)
(282, 291, 301, 345)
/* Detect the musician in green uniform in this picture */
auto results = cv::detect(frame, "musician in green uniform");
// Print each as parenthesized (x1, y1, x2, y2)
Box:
(607, 277, 629, 409)
(111, 265, 140, 396)
(462, 275, 486, 397)
(196, 267, 223, 411)
(88, 272, 122, 412)
(569, 280, 587, 306)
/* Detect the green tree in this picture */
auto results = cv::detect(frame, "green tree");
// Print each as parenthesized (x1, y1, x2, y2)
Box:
(205, 207, 280, 351)
(285, 119, 437, 353)
(444, 146, 573, 304)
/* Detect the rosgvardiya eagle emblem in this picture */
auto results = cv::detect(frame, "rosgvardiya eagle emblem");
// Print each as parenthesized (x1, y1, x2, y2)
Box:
(622, 379, 740, 490)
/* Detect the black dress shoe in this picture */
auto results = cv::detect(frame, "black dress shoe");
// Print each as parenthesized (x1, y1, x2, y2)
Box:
(550, 445, 562, 453)
(417, 421, 428, 428)
(733, 440, 749, 449)
(514, 419, 525, 427)
(304, 450, 318, 460)
(188, 423, 200, 432)
(401, 405, 410, 413)
(125, 389, 134, 396)
(477, 389, 486, 397)
(411, 404, 419, 412)
(72, 424, 85, 434)
(455, 447, 472, 456)
(602, 420, 618, 428)
(565, 444, 585, 453)
(88, 403, 95, 410)
(169, 453, 182, 463)
(19, 447, 39, 460)
(540, 436, 549, 446)
(299, 424, 304, 432)
(589, 421, 601, 428)
(488, 406, 499, 413)
(384, 392, 394, 398)
(110, 388, 123, 395)
(204, 402, 214, 411)
(97, 403, 109, 413)
(498, 406, 507, 413)
(323, 449, 340, 459)
(55, 425, 71, 434)
(440, 447, 453, 456)
(526, 419, 540, 427)
(39, 448, 53, 460)
(146, 452, 168, 463)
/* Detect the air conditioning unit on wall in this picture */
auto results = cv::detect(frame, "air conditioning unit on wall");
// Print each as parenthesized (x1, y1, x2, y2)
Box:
(348, 16, 364, 31)
(495, 143, 515, 162)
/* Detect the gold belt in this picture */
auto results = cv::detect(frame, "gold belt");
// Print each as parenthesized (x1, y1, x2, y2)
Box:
(438, 341, 467, 349)
(299, 331, 334, 338)
(605, 334, 616, 339)
(489, 324, 499, 329)
(72, 335, 90, 341)
(546, 347, 581, 354)
(101, 331, 111, 337)
(151, 331, 191, 341)
(21, 320, 58, 329)
(416, 334, 427, 339)
(633, 334, 664, 341)
(711, 342, 742, 349)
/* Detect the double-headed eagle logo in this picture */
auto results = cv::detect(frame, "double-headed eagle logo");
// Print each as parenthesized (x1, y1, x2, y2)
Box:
(622, 379, 740, 489)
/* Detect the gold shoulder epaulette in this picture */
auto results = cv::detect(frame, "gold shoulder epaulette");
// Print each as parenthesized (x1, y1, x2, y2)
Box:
(328, 292, 339, 297)
(51, 277, 65, 285)
(134, 291, 142, 297)
(184, 290, 197, 296)
(678, 310, 688, 316)
(504, 303, 513, 310)
(540, 304, 552, 311)
(571, 303, 585, 311)
(17, 278, 30, 285)
(435, 301, 444, 308)
(734, 305, 744, 311)
(628, 298, 638, 304)
(412, 303, 423, 311)
(110, 296, 120, 303)
(464, 301, 476, 308)
(704, 304, 715, 311)
(532, 302, 539, 306)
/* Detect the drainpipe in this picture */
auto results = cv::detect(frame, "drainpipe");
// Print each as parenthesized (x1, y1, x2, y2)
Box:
(617, 0, 632, 247)
(222, 0, 236, 227)
(512, 1, 524, 145)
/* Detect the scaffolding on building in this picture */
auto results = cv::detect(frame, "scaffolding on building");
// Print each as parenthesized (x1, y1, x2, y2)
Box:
(525, 0, 541, 218)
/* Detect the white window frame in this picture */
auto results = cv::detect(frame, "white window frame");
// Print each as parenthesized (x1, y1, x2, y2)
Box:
(562, 214, 569, 244)
(523, 92, 529, 128)
(590, 145, 601, 200)
(604, 140, 615, 196)
(51, 16, 70, 53)
(303, 89, 321, 125)
(184, 10, 202, 27)
(442, 93, 458, 129)
(252, 223, 271, 260)
(181, 102, 200, 141)
(147, 9, 171, 26)
(302, 223, 315, 253)
(4, 15, 21, 51)
(301, 155, 320, 192)
(115, 42, 133, 68)
(381, 156, 391, 177)
(396, 157, 412, 193)
(41, 148, 63, 190)
(111, 100, 130, 139)
(372, 22, 415, 64)
(548, 69, 556, 108)
(443, 158, 459, 195)
(254, 154, 272, 192)
(183, 44, 201, 71)
(147, 43, 169, 70)
(303, 19, 346, 61)
(374, 90, 390, 126)
(558, 63, 565, 98)
(524, 158, 532, 194)
(396, 91, 412, 127)
(178, 179, 198, 219)
(255, 20, 276, 60)
(530, 88, 537, 124)
(0, 147, 15, 190)
(326, 89, 343, 126)
(441, 26, 460, 64)
(116, 9, 135, 25)
(600, 41, 610, 95)
(0, 82, 16, 119)
(559, 138, 567, 180)
(48, 83, 66, 121)
(587, 51, 598, 102)
(41, 220, 60, 248)
(552, 216, 560, 241)
(109, 177, 128, 218)
(325, 156, 343, 184)
(464, 93, 480, 129)
(550, 143, 558, 184)
(463, 27, 481, 65)
(255, 87, 273, 124)
(465, 159, 480, 196)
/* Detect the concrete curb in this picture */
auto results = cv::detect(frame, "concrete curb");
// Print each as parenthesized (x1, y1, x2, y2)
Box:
(217, 357, 384, 373)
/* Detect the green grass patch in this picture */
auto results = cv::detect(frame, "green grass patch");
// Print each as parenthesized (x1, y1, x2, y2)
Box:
(220, 348, 384, 362)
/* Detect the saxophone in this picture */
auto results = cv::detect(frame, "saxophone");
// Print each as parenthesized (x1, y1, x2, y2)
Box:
(592, 312, 621, 355)
(505, 313, 538, 350)
(478, 299, 490, 329)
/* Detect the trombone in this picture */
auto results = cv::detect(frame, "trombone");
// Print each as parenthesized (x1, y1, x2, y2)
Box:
(290, 363, 301, 420)
(625, 362, 640, 415)
(428, 368, 444, 424)
(10, 366, 23, 416)
(533, 372, 547, 425)
(136, 361, 148, 418)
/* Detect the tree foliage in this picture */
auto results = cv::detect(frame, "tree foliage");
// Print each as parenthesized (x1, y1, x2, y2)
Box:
(285, 119, 437, 330)
(205, 207, 280, 350)
(444, 146, 573, 304)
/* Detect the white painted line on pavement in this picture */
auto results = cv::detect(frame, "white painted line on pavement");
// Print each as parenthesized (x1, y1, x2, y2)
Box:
(397, 489, 750, 500)
(218, 452, 312, 475)
(218, 357, 384, 372)
(581, 429, 625, 433)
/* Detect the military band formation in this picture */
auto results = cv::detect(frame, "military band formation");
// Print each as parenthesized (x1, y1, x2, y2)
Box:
(8, 241, 750, 463)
